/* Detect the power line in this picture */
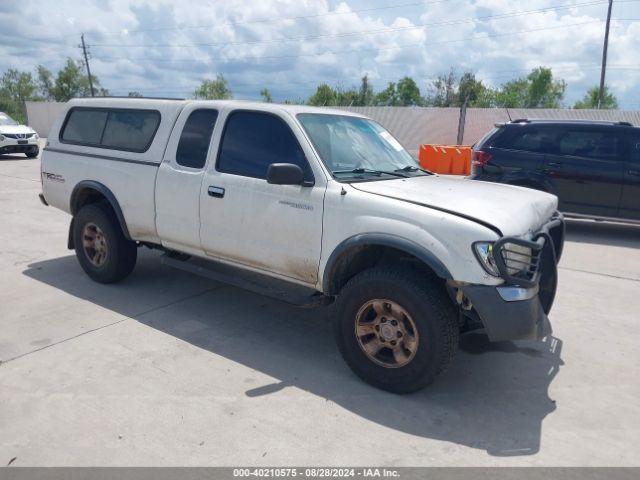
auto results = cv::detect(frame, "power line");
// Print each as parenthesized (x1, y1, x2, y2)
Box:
(90, 19, 613, 64)
(88, 0, 611, 48)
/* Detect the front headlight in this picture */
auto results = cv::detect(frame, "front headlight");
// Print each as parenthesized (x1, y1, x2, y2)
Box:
(473, 242, 499, 276)
(501, 243, 533, 276)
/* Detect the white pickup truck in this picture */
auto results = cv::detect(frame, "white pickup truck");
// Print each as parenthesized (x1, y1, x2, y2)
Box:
(40, 98, 565, 393)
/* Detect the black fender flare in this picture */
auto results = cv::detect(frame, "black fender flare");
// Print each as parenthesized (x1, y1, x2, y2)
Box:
(69, 181, 132, 248)
(322, 233, 453, 294)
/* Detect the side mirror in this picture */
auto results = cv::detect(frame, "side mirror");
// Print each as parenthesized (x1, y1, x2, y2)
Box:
(266, 163, 304, 185)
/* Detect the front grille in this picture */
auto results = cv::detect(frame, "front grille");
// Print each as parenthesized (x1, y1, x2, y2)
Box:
(3, 133, 34, 139)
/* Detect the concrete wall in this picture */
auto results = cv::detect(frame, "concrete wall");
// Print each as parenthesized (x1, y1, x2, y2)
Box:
(25, 101, 67, 137)
(25, 101, 640, 155)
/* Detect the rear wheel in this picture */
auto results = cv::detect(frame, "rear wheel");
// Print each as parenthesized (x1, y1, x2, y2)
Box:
(73, 203, 137, 283)
(334, 267, 459, 393)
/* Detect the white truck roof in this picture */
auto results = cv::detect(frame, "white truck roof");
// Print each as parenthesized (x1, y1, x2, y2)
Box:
(65, 97, 366, 118)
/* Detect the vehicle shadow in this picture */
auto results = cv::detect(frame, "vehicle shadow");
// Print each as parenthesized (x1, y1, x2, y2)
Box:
(23, 250, 563, 457)
(0, 154, 32, 161)
(565, 219, 640, 248)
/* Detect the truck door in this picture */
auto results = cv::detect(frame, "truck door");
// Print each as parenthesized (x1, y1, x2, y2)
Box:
(199, 109, 326, 285)
(545, 126, 624, 217)
(156, 105, 219, 252)
(619, 132, 640, 220)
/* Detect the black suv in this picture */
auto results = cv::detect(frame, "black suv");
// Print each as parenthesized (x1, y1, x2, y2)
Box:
(470, 119, 640, 223)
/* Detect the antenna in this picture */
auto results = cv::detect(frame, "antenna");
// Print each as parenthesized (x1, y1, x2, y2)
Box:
(505, 108, 512, 122)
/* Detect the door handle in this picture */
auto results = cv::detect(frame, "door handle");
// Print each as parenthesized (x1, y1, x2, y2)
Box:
(629, 169, 640, 177)
(208, 186, 225, 198)
(547, 162, 563, 168)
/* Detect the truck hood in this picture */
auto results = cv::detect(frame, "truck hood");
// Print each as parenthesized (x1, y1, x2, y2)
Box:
(0, 125, 35, 135)
(350, 175, 558, 237)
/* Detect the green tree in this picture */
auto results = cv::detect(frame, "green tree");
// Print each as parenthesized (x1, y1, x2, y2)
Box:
(336, 87, 359, 106)
(36, 65, 55, 100)
(493, 78, 528, 108)
(193, 74, 232, 100)
(527, 67, 565, 108)
(374, 82, 398, 106)
(51, 58, 107, 101)
(396, 76, 422, 106)
(0, 69, 38, 102)
(456, 72, 491, 107)
(0, 69, 39, 123)
(357, 74, 373, 106)
(260, 88, 272, 103)
(426, 69, 456, 107)
(127, 91, 143, 97)
(574, 85, 618, 109)
(307, 83, 337, 106)
(495, 67, 565, 108)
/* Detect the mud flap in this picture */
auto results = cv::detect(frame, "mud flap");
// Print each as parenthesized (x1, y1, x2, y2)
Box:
(67, 218, 75, 250)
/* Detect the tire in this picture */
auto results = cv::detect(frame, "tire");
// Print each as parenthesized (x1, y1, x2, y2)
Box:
(73, 203, 137, 283)
(334, 267, 459, 394)
(26, 148, 39, 158)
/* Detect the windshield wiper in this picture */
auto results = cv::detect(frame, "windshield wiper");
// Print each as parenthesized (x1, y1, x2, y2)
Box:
(394, 165, 433, 175)
(333, 168, 408, 178)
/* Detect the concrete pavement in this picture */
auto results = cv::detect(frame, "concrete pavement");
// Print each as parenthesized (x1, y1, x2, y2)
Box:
(1, 147, 639, 466)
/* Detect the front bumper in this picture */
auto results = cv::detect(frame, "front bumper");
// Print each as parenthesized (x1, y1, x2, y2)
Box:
(463, 212, 564, 341)
(462, 284, 551, 341)
(0, 138, 39, 154)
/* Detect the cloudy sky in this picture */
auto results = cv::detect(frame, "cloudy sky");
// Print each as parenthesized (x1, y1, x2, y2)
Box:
(1, 0, 639, 107)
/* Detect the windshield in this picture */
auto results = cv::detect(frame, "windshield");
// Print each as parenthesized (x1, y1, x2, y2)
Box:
(0, 113, 18, 126)
(297, 113, 424, 180)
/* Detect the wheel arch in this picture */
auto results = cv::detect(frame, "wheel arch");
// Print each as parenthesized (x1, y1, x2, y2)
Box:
(69, 181, 132, 248)
(322, 233, 452, 296)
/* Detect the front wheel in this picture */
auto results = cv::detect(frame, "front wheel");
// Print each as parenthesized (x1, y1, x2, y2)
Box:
(334, 267, 459, 393)
(73, 203, 137, 283)
(26, 148, 39, 158)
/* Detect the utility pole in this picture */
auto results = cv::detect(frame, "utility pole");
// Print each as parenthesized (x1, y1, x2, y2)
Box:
(598, 0, 613, 109)
(456, 96, 468, 145)
(80, 34, 95, 97)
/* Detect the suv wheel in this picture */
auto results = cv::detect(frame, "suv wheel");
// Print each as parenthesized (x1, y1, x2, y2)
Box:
(334, 267, 459, 393)
(73, 203, 137, 283)
(26, 148, 39, 158)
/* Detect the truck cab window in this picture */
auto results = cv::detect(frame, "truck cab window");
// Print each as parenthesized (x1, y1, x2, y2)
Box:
(176, 109, 218, 169)
(217, 111, 311, 180)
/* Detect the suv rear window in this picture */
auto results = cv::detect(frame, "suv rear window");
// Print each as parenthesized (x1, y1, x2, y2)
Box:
(493, 127, 556, 153)
(61, 107, 161, 153)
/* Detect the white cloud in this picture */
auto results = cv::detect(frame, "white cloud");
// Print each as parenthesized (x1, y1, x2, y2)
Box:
(0, 0, 638, 106)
